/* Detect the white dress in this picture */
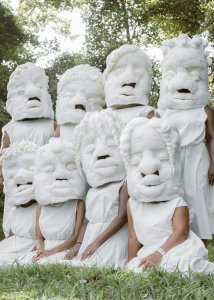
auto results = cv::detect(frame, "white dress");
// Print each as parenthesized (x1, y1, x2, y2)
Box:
(60, 124, 75, 141)
(2, 118, 54, 237)
(127, 197, 214, 274)
(0, 203, 37, 267)
(63, 181, 128, 268)
(22, 200, 77, 264)
(157, 107, 213, 239)
(115, 105, 154, 127)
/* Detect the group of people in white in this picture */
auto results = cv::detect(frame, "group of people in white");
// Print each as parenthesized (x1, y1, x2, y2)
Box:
(0, 34, 214, 274)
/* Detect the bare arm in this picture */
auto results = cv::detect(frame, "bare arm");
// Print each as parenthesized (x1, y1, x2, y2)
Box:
(47, 199, 85, 255)
(139, 206, 189, 269)
(205, 105, 214, 185)
(54, 124, 60, 138)
(0, 130, 10, 190)
(81, 182, 128, 260)
(127, 201, 141, 262)
(35, 205, 44, 250)
(64, 217, 89, 260)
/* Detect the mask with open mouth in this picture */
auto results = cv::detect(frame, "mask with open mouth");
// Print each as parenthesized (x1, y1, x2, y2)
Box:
(158, 34, 212, 110)
(6, 62, 54, 120)
(104, 44, 152, 108)
(1, 141, 38, 206)
(120, 117, 183, 202)
(34, 138, 88, 205)
(73, 109, 126, 188)
(56, 64, 105, 125)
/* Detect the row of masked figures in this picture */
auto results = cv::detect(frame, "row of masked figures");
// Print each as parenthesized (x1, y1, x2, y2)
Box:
(0, 34, 214, 273)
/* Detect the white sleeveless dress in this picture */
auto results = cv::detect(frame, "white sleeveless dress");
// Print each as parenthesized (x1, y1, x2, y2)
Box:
(22, 200, 77, 264)
(127, 197, 214, 274)
(0, 203, 37, 267)
(157, 107, 213, 239)
(63, 181, 128, 267)
(2, 118, 54, 237)
(59, 124, 75, 141)
(115, 105, 154, 127)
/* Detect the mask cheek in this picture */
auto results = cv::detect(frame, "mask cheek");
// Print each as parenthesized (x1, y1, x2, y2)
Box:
(159, 163, 172, 181)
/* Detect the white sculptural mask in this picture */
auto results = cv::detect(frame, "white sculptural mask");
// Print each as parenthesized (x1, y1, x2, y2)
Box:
(158, 35, 212, 110)
(35, 138, 88, 205)
(76, 111, 126, 188)
(2, 142, 38, 206)
(104, 45, 151, 108)
(56, 65, 105, 125)
(120, 118, 183, 202)
(6, 63, 54, 120)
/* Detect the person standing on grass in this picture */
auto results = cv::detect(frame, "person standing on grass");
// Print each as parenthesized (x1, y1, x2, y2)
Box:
(0, 63, 54, 237)
(120, 117, 214, 274)
(157, 34, 214, 243)
(22, 138, 87, 264)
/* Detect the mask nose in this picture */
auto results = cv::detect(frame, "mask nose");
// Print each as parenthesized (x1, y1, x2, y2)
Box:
(94, 139, 110, 160)
(25, 82, 41, 100)
(138, 150, 160, 175)
(53, 164, 70, 180)
(14, 170, 33, 185)
(168, 71, 197, 94)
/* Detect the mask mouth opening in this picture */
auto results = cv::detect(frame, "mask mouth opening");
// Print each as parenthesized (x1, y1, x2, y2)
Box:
(141, 170, 159, 178)
(56, 178, 68, 181)
(28, 97, 41, 101)
(98, 155, 110, 160)
(177, 89, 191, 93)
(75, 104, 86, 111)
(17, 182, 32, 187)
(122, 82, 136, 88)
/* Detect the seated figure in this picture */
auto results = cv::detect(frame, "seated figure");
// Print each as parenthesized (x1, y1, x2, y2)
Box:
(0, 141, 38, 267)
(63, 109, 128, 267)
(22, 138, 87, 264)
(120, 117, 214, 274)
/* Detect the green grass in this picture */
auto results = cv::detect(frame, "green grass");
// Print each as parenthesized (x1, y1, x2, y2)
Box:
(0, 264, 214, 300)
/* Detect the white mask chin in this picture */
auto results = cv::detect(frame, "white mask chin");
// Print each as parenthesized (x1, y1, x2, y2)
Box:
(158, 35, 211, 110)
(104, 45, 151, 109)
(35, 138, 88, 205)
(6, 63, 54, 120)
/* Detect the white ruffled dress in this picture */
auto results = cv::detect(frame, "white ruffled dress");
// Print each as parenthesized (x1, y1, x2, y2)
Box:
(127, 197, 214, 274)
(0, 203, 37, 267)
(22, 200, 77, 264)
(62, 181, 128, 268)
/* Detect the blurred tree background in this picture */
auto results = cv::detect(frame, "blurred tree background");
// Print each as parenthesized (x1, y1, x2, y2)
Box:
(0, 0, 214, 237)
(1, 0, 214, 112)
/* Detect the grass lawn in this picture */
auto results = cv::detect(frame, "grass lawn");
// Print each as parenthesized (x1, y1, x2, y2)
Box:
(0, 263, 214, 300)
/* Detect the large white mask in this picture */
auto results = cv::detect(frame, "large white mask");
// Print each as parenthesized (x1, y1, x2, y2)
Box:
(56, 64, 105, 125)
(120, 117, 183, 202)
(1, 141, 38, 206)
(104, 44, 152, 108)
(34, 138, 88, 205)
(73, 109, 126, 188)
(6, 63, 54, 121)
(158, 34, 212, 110)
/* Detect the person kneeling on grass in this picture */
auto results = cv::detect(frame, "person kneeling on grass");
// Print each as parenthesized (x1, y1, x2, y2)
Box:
(120, 117, 214, 274)
(0, 141, 38, 267)
(62, 109, 128, 267)
(22, 138, 87, 264)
